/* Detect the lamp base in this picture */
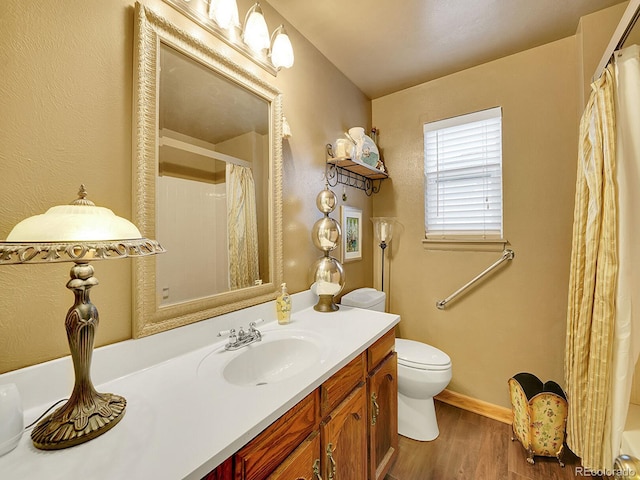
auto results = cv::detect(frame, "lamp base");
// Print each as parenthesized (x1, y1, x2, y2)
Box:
(30, 261, 127, 450)
(314, 294, 339, 312)
(31, 392, 126, 450)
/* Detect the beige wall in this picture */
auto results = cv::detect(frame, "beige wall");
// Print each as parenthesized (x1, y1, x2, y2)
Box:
(0, 0, 372, 373)
(576, 1, 629, 109)
(371, 4, 626, 408)
(0, 0, 626, 397)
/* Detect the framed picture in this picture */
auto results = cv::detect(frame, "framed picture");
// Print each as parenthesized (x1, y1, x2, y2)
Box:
(341, 206, 363, 263)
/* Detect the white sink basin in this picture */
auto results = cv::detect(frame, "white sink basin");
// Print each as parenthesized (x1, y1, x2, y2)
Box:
(198, 330, 328, 387)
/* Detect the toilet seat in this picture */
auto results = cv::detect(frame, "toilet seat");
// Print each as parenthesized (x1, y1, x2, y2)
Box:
(396, 338, 451, 371)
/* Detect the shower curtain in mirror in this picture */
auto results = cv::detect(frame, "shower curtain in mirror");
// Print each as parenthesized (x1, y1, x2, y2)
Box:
(565, 45, 640, 470)
(226, 163, 260, 289)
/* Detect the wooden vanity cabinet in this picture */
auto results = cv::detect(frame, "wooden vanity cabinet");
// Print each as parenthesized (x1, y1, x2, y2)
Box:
(203, 331, 397, 480)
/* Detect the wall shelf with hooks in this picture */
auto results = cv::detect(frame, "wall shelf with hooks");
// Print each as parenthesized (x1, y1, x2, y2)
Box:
(325, 144, 388, 196)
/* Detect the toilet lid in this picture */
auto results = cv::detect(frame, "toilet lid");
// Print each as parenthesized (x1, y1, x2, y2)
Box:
(395, 338, 451, 370)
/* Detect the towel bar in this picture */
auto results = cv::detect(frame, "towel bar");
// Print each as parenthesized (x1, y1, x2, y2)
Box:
(436, 249, 514, 310)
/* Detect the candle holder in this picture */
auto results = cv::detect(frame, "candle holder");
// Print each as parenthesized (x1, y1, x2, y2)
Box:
(370, 217, 397, 293)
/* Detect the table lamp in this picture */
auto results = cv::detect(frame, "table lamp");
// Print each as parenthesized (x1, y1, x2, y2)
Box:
(0, 185, 164, 450)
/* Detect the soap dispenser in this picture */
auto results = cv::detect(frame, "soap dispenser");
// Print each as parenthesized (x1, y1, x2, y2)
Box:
(276, 283, 291, 325)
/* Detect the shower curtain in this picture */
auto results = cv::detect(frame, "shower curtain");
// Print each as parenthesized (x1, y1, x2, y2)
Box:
(610, 44, 640, 465)
(565, 64, 618, 471)
(226, 163, 260, 289)
(565, 45, 640, 470)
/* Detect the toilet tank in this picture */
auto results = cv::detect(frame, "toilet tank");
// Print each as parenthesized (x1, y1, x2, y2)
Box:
(340, 288, 386, 312)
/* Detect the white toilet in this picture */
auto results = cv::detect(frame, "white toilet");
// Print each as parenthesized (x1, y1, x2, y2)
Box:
(341, 288, 452, 442)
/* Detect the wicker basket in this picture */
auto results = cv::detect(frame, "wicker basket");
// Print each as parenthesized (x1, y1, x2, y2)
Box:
(508, 372, 568, 466)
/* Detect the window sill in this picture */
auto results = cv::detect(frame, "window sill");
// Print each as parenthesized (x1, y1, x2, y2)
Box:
(422, 238, 508, 252)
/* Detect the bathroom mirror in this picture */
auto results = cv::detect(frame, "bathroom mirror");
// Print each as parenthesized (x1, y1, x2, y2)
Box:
(132, 3, 283, 337)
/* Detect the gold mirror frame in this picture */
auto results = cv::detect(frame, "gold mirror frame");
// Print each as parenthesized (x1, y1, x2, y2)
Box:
(132, 3, 283, 338)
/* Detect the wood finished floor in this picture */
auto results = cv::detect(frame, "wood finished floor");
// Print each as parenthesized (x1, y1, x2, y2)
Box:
(385, 401, 606, 480)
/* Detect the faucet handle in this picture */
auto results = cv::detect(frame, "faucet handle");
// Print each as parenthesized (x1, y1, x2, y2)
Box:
(249, 318, 264, 329)
(217, 328, 236, 338)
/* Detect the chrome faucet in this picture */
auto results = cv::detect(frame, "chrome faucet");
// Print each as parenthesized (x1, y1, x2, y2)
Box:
(218, 319, 264, 351)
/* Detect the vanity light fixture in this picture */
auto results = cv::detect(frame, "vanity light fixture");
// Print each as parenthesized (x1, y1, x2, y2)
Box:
(371, 217, 397, 293)
(208, 0, 239, 30)
(0, 185, 164, 450)
(164, 0, 295, 74)
(270, 25, 294, 69)
(242, 2, 270, 53)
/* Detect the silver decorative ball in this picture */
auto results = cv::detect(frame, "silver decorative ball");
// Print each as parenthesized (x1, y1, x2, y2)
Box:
(316, 188, 337, 214)
(311, 217, 341, 252)
(309, 256, 345, 296)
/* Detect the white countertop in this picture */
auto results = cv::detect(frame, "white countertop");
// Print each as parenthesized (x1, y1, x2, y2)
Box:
(0, 291, 399, 480)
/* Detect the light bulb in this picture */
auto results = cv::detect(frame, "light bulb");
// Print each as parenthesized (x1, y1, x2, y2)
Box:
(243, 3, 270, 53)
(271, 25, 294, 69)
(208, 0, 239, 30)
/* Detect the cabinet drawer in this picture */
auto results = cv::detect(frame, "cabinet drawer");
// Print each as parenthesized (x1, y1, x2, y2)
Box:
(266, 431, 320, 479)
(320, 352, 365, 417)
(367, 329, 395, 372)
(234, 391, 319, 480)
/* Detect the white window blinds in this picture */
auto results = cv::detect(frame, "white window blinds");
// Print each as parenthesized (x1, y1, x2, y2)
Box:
(424, 107, 503, 239)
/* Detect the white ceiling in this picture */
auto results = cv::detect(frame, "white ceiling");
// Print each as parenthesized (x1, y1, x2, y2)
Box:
(268, 0, 626, 99)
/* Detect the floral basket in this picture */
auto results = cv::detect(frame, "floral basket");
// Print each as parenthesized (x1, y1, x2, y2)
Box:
(508, 372, 568, 466)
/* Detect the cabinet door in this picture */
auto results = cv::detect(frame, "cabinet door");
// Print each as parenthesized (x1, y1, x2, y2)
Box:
(321, 384, 367, 480)
(266, 431, 321, 480)
(368, 353, 398, 480)
(234, 391, 319, 480)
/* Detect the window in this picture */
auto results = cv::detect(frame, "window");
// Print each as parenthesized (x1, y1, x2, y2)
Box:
(424, 107, 503, 241)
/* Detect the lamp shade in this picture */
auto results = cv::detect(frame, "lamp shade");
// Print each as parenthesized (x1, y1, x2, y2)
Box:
(270, 25, 294, 69)
(243, 3, 270, 52)
(6, 204, 142, 242)
(371, 217, 397, 243)
(0, 185, 164, 264)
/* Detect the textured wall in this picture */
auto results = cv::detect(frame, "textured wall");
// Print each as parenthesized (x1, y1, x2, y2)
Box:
(372, 37, 579, 408)
(576, 2, 629, 110)
(371, 2, 626, 409)
(0, 0, 372, 373)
